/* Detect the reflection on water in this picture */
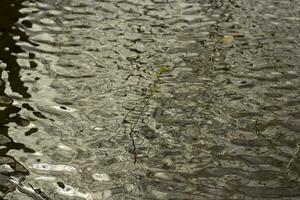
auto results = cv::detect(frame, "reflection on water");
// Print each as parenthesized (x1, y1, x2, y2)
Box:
(0, 0, 37, 197)
(1, 0, 300, 199)
(0, 0, 34, 98)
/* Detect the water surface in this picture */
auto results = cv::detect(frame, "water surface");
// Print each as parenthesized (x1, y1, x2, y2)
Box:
(0, 0, 300, 199)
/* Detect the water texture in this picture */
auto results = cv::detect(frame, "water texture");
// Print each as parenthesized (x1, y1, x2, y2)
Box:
(0, 0, 300, 199)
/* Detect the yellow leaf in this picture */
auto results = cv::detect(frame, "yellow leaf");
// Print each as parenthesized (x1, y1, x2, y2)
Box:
(154, 65, 168, 78)
(159, 65, 169, 73)
(223, 35, 234, 44)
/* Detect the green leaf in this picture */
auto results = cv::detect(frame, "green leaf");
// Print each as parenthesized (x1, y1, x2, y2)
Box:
(159, 65, 169, 73)
(150, 84, 158, 96)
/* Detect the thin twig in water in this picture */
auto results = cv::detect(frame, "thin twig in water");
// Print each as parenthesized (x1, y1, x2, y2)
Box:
(128, 65, 169, 164)
(129, 94, 151, 164)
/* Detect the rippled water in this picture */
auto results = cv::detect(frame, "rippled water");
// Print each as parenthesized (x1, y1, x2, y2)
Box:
(0, 0, 300, 199)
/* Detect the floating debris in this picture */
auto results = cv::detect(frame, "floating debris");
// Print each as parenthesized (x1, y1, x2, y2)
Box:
(222, 35, 234, 44)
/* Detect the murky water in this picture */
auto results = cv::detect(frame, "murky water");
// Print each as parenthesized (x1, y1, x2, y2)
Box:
(0, 0, 300, 199)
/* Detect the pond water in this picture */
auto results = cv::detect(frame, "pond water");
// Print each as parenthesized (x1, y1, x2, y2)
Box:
(0, 0, 300, 199)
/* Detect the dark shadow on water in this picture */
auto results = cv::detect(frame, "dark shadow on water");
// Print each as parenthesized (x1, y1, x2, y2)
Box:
(0, 0, 36, 196)
(0, 0, 35, 98)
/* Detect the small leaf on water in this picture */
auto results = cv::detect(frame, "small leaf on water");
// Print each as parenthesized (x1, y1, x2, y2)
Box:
(154, 71, 161, 78)
(223, 35, 234, 44)
(150, 84, 158, 96)
(159, 65, 169, 73)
